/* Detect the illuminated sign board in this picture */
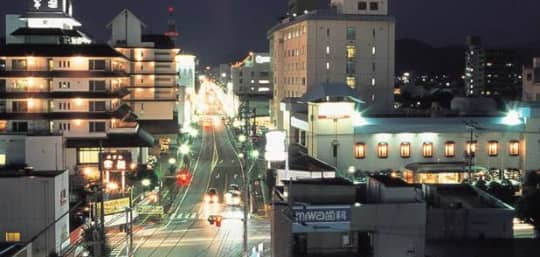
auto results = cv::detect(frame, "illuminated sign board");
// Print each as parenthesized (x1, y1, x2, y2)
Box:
(294, 207, 350, 223)
(100, 152, 132, 172)
(255, 55, 271, 64)
(97, 197, 130, 216)
(28, 0, 66, 12)
(265, 130, 287, 161)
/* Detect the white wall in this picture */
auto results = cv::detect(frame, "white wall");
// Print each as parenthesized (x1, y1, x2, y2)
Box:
(25, 136, 65, 171)
(351, 203, 426, 257)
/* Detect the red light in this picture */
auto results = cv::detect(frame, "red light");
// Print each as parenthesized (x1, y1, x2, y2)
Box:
(168, 6, 174, 13)
(176, 171, 192, 186)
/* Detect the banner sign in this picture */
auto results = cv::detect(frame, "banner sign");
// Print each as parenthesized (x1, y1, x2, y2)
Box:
(101, 197, 130, 215)
(136, 205, 164, 216)
(294, 207, 350, 223)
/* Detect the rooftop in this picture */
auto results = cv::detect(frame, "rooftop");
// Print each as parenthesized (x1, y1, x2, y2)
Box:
(0, 44, 125, 58)
(274, 144, 335, 172)
(285, 177, 352, 186)
(371, 175, 411, 187)
(427, 184, 513, 209)
(268, 9, 395, 36)
(0, 168, 66, 178)
(142, 34, 176, 49)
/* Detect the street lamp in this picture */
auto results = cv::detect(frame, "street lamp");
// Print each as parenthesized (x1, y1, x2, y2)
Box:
(250, 149, 260, 159)
(168, 158, 176, 165)
(348, 166, 356, 174)
(238, 152, 245, 159)
(502, 109, 522, 126)
(189, 128, 199, 137)
(179, 144, 191, 155)
(238, 134, 247, 143)
(141, 179, 151, 187)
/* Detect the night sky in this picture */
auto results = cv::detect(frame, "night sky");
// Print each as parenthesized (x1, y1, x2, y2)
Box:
(1, 0, 540, 65)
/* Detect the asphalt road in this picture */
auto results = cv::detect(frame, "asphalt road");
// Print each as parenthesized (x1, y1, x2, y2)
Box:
(128, 120, 270, 257)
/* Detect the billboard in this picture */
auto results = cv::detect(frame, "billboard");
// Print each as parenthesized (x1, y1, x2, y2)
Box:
(292, 205, 351, 233)
(28, 0, 66, 13)
(97, 197, 130, 215)
(265, 130, 287, 161)
(294, 206, 350, 223)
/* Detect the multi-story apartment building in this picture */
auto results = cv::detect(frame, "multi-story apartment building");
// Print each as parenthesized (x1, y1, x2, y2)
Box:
(522, 57, 540, 102)
(108, 10, 180, 153)
(465, 36, 521, 101)
(268, 0, 395, 128)
(0, 44, 153, 171)
(0, 1, 154, 180)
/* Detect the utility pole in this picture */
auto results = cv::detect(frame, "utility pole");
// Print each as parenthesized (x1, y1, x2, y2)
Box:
(240, 96, 250, 257)
(98, 145, 106, 257)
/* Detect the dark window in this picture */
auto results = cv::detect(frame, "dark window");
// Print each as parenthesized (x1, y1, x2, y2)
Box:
(369, 2, 379, 10)
(89, 101, 106, 112)
(346, 61, 356, 74)
(12, 101, 28, 112)
(89, 122, 106, 132)
(251, 71, 255, 77)
(259, 72, 270, 77)
(89, 80, 106, 91)
(12, 60, 27, 71)
(12, 122, 28, 132)
(89, 60, 106, 71)
(346, 27, 356, 41)
(0, 80, 6, 92)
(358, 1, 367, 10)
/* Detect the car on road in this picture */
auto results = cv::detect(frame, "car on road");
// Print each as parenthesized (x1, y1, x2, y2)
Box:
(224, 191, 241, 206)
(228, 184, 241, 193)
(205, 188, 219, 204)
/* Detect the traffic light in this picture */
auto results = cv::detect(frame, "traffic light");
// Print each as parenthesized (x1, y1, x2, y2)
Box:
(176, 170, 192, 186)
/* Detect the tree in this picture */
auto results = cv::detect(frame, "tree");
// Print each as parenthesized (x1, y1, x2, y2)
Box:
(516, 190, 540, 237)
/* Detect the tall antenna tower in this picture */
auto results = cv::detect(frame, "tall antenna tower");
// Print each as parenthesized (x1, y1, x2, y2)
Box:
(164, 0, 179, 44)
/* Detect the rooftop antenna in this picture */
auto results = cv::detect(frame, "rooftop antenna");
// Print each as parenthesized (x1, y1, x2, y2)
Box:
(164, 0, 179, 45)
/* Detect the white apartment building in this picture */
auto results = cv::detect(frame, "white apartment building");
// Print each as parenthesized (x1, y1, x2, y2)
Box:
(522, 57, 540, 102)
(0, 44, 153, 174)
(268, 0, 395, 128)
(176, 54, 197, 127)
(108, 10, 180, 152)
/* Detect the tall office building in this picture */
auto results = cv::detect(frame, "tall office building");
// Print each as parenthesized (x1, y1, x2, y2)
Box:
(268, 0, 395, 128)
(108, 10, 180, 153)
(231, 52, 273, 97)
(465, 36, 520, 101)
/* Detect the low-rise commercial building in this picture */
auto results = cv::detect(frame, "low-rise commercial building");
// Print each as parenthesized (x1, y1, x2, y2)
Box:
(280, 83, 540, 180)
(0, 169, 70, 256)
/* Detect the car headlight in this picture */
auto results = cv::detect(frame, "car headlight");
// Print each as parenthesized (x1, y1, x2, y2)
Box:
(204, 195, 210, 202)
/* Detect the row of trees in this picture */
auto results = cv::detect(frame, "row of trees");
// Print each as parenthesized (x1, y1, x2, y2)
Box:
(516, 171, 540, 237)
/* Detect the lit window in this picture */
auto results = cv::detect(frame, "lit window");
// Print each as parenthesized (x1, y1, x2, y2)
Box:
(369, 2, 379, 10)
(0, 154, 6, 166)
(444, 141, 455, 157)
(354, 143, 365, 159)
(5, 232, 21, 242)
(466, 141, 477, 156)
(78, 148, 100, 164)
(422, 142, 433, 158)
(372, 46, 376, 56)
(377, 142, 388, 159)
(346, 76, 356, 88)
(326, 62, 330, 70)
(371, 78, 376, 86)
(400, 142, 411, 158)
(488, 141, 499, 157)
(346, 45, 356, 59)
(509, 140, 520, 156)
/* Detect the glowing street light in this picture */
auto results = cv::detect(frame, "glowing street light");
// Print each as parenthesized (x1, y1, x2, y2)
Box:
(238, 153, 245, 159)
(233, 120, 242, 128)
(168, 158, 176, 165)
(250, 150, 260, 159)
(141, 179, 151, 187)
(189, 128, 199, 137)
(238, 134, 247, 143)
(501, 110, 522, 126)
(180, 144, 191, 155)
(348, 166, 356, 174)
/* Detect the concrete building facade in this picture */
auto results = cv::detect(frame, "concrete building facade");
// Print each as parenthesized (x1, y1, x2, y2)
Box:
(0, 169, 70, 256)
(268, 0, 395, 128)
(522, 57, 540, 102)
